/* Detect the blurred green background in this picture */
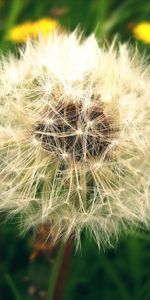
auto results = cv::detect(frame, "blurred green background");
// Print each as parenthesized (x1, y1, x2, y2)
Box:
(0, 0, 150, 299)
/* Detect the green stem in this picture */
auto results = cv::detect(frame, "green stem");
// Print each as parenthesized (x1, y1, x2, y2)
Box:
(47, 237, 73, 300)
(0, 0, 30, 49)
(5, 274, 22, 300)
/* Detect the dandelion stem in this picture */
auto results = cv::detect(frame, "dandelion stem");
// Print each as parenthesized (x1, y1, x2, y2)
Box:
(47, 236, 73, 300)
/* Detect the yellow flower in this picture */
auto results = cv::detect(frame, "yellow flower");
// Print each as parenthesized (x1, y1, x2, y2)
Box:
(7, 18, 59, 43)
(133, 22, 150, 44)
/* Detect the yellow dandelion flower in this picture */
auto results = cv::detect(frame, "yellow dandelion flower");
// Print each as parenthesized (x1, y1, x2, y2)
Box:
(133, 22, 150, 44)
(7, 18, 59, 43)
(33, 18, 58, 36)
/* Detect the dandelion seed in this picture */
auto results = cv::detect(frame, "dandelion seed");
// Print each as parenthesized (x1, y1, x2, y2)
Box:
(32, 136, 41, 147)
(0, 32, 150, 248)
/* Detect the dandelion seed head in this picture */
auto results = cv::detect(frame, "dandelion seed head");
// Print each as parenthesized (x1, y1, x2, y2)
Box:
(0, 32, 150, 248)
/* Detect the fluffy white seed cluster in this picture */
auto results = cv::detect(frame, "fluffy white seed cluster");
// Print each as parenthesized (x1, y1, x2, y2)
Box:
(0, 32, 150, 248)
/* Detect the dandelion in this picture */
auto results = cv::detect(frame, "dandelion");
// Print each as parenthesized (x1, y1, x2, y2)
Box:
(7, 18, 59, 43)
(0, 32, 150, 248)
(132, 22, 150, 44)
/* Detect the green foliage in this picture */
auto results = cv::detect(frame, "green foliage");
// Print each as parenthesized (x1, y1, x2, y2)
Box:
(0, 221, 150, 300)
(64, 233, 150, 300)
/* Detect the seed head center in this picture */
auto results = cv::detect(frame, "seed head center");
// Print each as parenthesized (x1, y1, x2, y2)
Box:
(36, 102, 111, 161)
